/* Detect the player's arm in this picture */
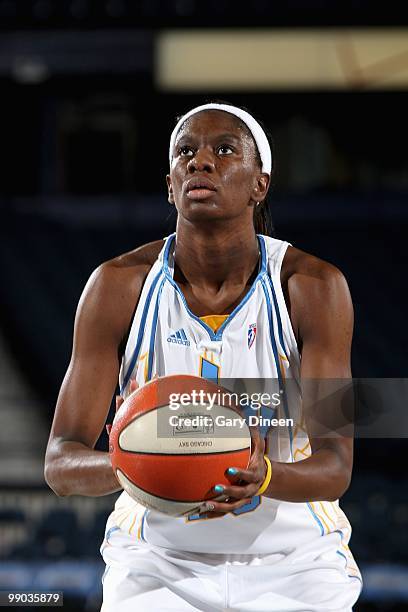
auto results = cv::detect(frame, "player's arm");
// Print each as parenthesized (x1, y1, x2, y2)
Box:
(44, 260, 144, 497)
(262, 258, 354, 502)
(205, 256, 354, 513)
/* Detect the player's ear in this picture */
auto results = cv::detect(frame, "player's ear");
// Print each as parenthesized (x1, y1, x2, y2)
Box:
(251, 173, 270, 206)
(166, 174, 175, 205)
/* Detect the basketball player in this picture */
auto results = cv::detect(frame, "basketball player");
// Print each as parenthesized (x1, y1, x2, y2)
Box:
(44, 102, 362, 611)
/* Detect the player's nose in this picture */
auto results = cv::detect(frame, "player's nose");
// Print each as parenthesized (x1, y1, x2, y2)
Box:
(187, 147, 215, 173)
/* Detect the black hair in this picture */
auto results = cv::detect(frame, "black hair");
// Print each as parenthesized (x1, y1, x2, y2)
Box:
(173, 100, 275, 237)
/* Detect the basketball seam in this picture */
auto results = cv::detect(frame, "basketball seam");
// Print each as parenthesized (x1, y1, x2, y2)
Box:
(116, 446, 251, 456)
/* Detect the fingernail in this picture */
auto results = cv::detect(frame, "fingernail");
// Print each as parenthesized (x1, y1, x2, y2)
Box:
(228, 468, 238, 475)
(214, 485, 224, 493)
(201, 502, 215, 512)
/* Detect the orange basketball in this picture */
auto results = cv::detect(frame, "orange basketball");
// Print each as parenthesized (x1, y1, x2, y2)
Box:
(109, 375, 251, 516)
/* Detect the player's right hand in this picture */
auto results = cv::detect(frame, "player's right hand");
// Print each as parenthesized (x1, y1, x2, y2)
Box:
(106, 379, 139, 436)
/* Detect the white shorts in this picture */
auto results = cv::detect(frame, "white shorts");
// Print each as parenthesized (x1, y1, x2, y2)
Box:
(100, 528, 362, 612)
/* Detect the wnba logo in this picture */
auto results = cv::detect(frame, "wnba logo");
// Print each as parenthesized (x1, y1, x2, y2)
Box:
(248, 323, 256, 349)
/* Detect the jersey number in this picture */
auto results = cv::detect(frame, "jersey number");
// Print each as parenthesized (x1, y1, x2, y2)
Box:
(188, 357, 261, 521)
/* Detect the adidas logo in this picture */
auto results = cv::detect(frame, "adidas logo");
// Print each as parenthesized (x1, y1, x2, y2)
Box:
(167, 328, 190, 347)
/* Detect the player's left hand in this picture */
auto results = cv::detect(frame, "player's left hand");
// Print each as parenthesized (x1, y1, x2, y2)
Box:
(199, 427, 267, 517)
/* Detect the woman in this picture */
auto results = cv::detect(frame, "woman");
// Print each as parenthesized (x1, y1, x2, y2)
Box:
(45, 102, 362, 611)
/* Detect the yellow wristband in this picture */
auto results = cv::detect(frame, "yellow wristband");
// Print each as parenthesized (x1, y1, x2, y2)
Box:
(256, 456, 272, 496)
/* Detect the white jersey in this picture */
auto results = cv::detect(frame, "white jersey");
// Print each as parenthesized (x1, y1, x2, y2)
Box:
(105, 233, 360, 582)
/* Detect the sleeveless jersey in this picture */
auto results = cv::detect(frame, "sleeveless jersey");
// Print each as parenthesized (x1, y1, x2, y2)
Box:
(105, 233, 360, 580)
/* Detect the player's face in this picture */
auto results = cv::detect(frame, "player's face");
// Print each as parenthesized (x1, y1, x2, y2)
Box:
(166, 111, 268, 225)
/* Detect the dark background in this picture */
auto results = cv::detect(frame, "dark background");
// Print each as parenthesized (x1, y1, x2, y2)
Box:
(0, 2, 407, 610)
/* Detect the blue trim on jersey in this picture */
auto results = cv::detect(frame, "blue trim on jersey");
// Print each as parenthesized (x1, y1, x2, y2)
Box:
(162, 232, 176, 270)
(306, 502, 325, 536)
(168, 277, 216, 340)
(214, 235, 267, 339)
(101, 566, 110, 585)
(140, 510, 148, 542)
(336, 550, 348, 566)
(105, 526, 120, 542)
(258, 234, 268, 275)
(349, 574, 363, 584)
(260, 276, 293, 453)
(162, 235, 215, 340)
(120, 270, 162, 394)
(146, 277, 166, 381)
(336, 548, 361, 583)
(266, 274, 289, 361)
(162, 233, 268, 341)
(334, 528, 345, 540)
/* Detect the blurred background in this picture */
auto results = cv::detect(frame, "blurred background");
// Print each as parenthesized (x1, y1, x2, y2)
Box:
(0, 1, 407, 610)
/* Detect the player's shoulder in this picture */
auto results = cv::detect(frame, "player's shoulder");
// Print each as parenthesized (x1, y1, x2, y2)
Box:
(91, 239, 164, 291)
(282, 245, 348, 289)
(77, 239, 164, 330)
(282, 246, 351, 320)
(73, 240, 165, 343)
(102, 239, 164, 274)
(281, 246, 352, 343)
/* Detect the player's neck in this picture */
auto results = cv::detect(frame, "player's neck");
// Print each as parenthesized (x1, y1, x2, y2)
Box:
(173, 223, 260, 288)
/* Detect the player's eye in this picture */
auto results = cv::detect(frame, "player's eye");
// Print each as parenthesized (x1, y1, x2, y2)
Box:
(217, 145, 234, 155)
(179, 146, 194, 157)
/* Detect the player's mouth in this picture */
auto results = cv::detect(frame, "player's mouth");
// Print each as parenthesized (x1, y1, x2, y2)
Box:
(185, 177, 217, 200)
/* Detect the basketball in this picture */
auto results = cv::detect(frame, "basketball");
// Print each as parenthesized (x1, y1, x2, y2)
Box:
(109, 375, 251, 516)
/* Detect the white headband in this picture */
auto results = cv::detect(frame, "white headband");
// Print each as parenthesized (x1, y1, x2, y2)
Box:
(169, 103, 272, 174)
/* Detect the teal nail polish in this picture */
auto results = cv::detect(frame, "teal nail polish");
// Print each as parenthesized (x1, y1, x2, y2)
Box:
(228, 467, 238, 475)
(214, 485, 224, 493)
